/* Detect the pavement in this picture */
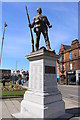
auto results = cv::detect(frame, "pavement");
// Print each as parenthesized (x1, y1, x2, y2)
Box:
(0, 84, 80, 120)
(0, 97, 80, 119)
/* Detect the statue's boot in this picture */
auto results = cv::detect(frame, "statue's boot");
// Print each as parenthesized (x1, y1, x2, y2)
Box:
(46, 41, 55, 53)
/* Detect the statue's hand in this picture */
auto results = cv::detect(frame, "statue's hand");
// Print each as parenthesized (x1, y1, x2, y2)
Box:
(28, 24, 31, 28)
(49, 25, 52, 28)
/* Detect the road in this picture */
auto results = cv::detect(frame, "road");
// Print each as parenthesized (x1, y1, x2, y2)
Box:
(58, 85, 80, 104)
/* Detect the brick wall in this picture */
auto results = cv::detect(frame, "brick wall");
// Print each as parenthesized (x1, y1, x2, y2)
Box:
(72, 59, 80, 70)
(57, 39, 80, 84)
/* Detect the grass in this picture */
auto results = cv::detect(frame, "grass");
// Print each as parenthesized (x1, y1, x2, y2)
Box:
(0, 81, 27, 97)
(0, 90, 26, 97)
(0, 83, 2, 86)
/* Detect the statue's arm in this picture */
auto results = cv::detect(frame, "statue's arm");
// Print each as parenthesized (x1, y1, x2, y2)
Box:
(29, 17, 35, 28)
(46, 16, 52, 28)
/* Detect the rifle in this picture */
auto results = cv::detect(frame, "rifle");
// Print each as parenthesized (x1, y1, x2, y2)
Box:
(25, 5, 34, 52)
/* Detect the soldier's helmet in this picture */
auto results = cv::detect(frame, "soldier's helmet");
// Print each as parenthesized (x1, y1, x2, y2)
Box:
(37, 8, 42, 14)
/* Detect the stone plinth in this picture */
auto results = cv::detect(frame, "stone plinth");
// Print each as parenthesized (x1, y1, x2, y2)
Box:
(13, 48, 65, 118)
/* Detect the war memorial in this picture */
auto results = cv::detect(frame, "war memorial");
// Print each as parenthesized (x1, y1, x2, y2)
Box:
(13, 7, 65, 119)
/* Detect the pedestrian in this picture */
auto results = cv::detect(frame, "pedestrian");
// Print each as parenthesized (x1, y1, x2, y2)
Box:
(21, 79, 24, 86)
(19, 79, 21, 85)
(11, 73, 17, 84)
(2, 78, 5, 86)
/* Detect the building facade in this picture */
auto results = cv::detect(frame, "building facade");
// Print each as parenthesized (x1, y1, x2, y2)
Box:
(57, 39, 80, 85)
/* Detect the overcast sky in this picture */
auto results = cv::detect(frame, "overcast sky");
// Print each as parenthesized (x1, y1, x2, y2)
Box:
(1, 2, 78, 70)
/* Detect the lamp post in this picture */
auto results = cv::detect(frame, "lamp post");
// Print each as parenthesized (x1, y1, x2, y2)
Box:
(0, 22, 7, 67)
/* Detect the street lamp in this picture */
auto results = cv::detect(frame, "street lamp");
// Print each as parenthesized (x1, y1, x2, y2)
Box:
(0, 22, 7, 67)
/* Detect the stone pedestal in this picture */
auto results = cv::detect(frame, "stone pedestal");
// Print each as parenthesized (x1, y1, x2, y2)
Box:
(13, 48, 65, 118)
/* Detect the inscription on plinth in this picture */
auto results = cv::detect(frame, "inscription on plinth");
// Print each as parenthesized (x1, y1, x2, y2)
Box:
(29, 60, 43, 92)
(45, 66, 56, 74)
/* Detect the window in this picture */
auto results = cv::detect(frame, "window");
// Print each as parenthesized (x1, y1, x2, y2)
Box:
(62, 63, 64, 71)
(60, 63, 64, 72)
(79, 49, 80, 56)
(62, 54, 64, 61)
(70, 52, 71, 60)
(60, 56, 62, 62)
(70, 63, 72, 70)
(60, 64, 62, 70)
(60, 54, 64, 62)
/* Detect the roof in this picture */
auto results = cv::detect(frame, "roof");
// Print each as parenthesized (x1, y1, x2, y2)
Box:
(63, 45, 71, 50)
(59, 39, 79, 54)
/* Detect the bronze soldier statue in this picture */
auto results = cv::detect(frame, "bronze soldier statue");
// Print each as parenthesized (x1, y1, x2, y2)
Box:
(29, 8, 53, 51)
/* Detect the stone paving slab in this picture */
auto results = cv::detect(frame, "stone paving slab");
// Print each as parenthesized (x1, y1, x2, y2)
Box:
(11, 99, 21, 112)
(1, 98, 22, 119)
(4, 99, 19, 115)
(0, 99, 2, 120)
(2, 100, 11, 118)
(64, 98, 79, 108)
(64, 98, 80, 120)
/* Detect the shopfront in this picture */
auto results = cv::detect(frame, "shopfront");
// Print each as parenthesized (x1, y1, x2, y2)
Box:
(67, 71, 76, 85)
